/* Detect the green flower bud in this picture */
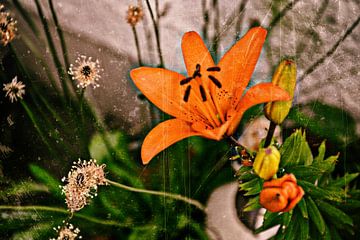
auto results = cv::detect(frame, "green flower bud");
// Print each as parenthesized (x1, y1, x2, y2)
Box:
(253, 146, 280, 180)
(264, 59, 297, 124)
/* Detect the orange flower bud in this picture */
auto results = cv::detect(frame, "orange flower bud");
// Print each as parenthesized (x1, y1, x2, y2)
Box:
(259, 174, 304, 212)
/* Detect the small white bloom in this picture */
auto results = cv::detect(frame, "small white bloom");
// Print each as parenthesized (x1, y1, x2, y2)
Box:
(3, 76, 25, 103)
(68, 55, 103, 89)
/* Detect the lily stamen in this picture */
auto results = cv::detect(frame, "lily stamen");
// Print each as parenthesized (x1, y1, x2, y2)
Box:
(191, 68, 221, 127)
(183, 85, 191, 102)
(180, 77, 193, 85)
(206, 66, 221, 72)
(208, 75, 222, 88)
(199, 85, 207, 101)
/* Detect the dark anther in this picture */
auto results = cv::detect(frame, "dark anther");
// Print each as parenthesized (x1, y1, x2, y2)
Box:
(183, 85, 191, 102)
(81, 65, 92, 77)
(208, 75, 222, 88)
(180, 77, 193, 85)
(199, 85, 207, 101)
(193, 64, 202, 78)
(196, 64, 201, 71)
(207, 66, 221, 72)
(76, 173, 85, 186)
(0, 23, 7, 32)
(193, 72, 202, 78)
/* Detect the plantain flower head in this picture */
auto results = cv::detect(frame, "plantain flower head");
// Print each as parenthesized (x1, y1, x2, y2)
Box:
(0, 4, 17, 46)
(3, 76, 25, 103)
(68, 55, 103, 89)
(50, 222, 82, 240)
(61, 159, 106, 212)
(130, 27, 290, 164)
(126, 5, 144, 26)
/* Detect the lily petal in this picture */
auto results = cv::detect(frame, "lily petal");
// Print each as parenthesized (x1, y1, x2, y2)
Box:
(182, 31, 215, 88)
(216, 27, 267, 114)
(131, 67, 208, 123)
(141, 119, 201, 164)
(226, 83, 290, 135)
(191, 120, 231, 141)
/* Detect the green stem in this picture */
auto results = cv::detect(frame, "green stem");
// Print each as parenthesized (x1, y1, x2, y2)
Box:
(267, 0, 301, 33)
(12, 0, 40, 36)
(33, 0, 72, 101)
(48, 0, 76, 92)
(201, 0, 209, 43)
(145, 0, 164, 67)
(106, 179, 206, 212)
(193, 148, 231, 196)
(10, 44, 76, 158)
(20, 101, 58, 158)
(77, 88, 91, 157)
(211, 0, 220, 61)
(264, 121, 276, 148)
(234, 0, 249, 41)
(132, 26, 143, 66)
(0, 205, 139, 228)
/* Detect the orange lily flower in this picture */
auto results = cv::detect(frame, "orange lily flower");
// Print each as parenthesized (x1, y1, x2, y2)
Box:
(130, 27, 290, 164)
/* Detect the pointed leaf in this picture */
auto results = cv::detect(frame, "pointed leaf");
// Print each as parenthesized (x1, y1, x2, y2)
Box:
(314, 140, 326, 162)
(243, 195, 261, 212)
(280, 129, 313, 167)
(298, 180, 344, 202)
(330, 173, 359, 188)
(239, 177, 263, 196)
(306, 196, 326, 235)
(297, 208, 309, 240)
(316, 200, 354, 229)
(29, 164, 61, 198)
(297, 199, 308, 219)
(283, 213, 299, 240)
(255, 211, 282, 234)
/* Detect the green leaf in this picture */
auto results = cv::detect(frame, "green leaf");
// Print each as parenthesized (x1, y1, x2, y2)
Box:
(330, 173, 359, 188)
(306, 196, 326, 235)
(316, 200, 354, 229)
(280, 129, 313, 167)
(254, 211, 282, 234)
(129, 226, 158, 240)
(236, 166, 257, 181)
(243, 195, 261, 212)
(289, 155, 338, 182)
(29, 164, 61, 198)
(89, 131, 136, 172)
(282, 211, 292, 227)
(329, 226, 342, 240)
(239, 177, 263, 196)
(313, 155, 337, 172)
(297, 199, 308, 219)
(285, 165, 324, 182)
(12, 223, 53, 240)
(0, 181, 49, 199)
(322, 224, 332, 240)
(298, 180, 344, 202)
(283, 213, 299, 240)
(297, 208, 309, 240)
(314, 140, 326, 162)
